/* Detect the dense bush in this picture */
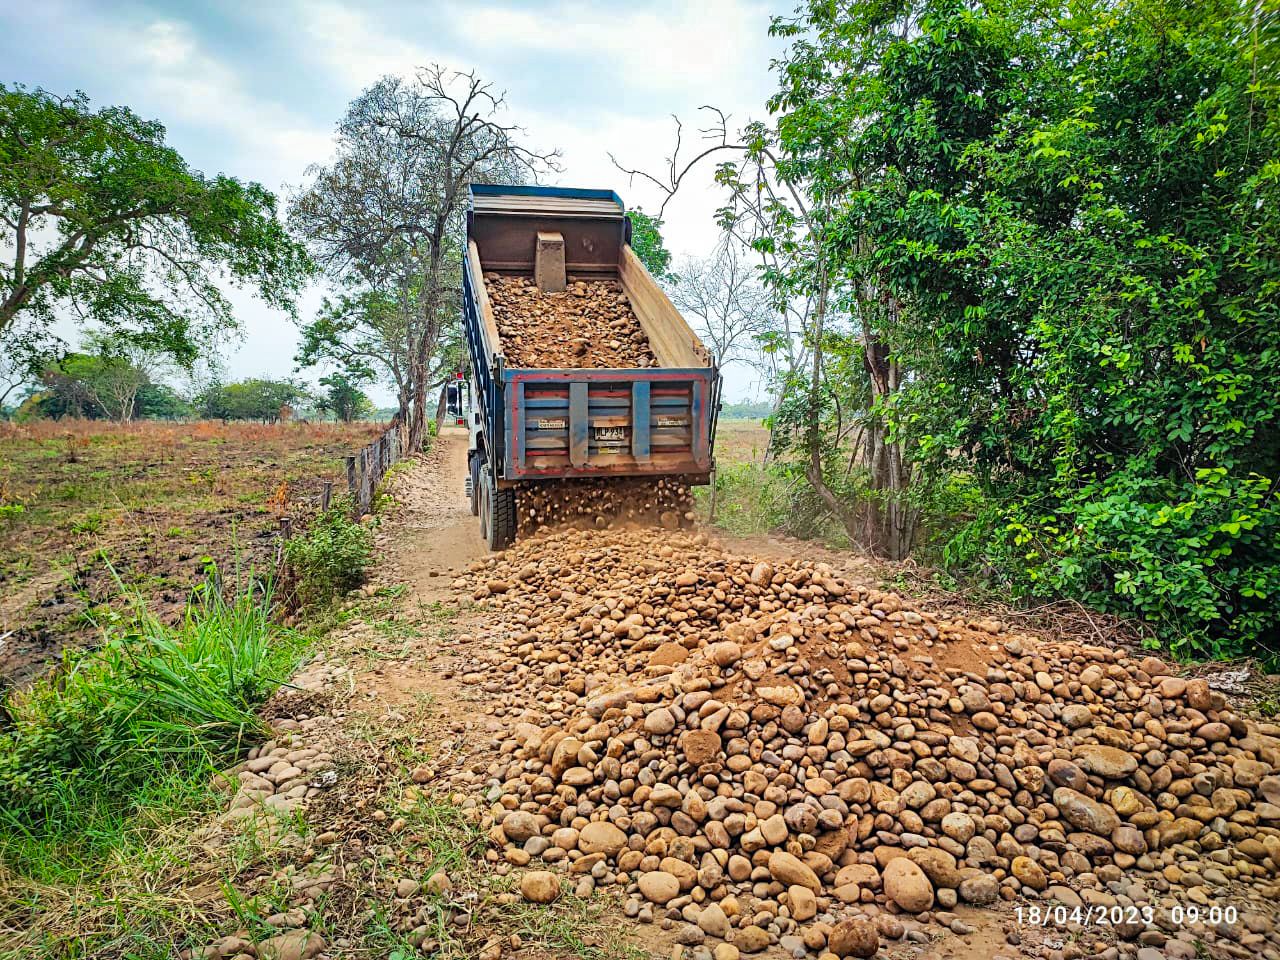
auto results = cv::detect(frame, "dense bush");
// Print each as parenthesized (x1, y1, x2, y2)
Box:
(285, 505, 372, 607)
(196, 377, 308, 422)
(702, 461, 835, 541)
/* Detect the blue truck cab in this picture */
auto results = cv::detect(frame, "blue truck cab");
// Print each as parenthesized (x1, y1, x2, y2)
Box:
(462, 184, 721, 549)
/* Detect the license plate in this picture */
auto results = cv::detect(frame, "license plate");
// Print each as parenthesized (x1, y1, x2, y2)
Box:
(656, 416, 687, 427)
(593, 426, 627, 441)
(536, 418, 566, 430)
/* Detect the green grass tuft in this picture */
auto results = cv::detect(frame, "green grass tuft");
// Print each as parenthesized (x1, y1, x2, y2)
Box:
(0, 578, 304, 881)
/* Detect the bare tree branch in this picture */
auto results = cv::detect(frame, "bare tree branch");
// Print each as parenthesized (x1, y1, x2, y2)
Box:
(289, 65, 558, 450)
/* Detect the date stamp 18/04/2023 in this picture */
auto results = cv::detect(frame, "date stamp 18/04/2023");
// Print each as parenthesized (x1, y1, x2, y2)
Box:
(1016, 902, 1240, 929)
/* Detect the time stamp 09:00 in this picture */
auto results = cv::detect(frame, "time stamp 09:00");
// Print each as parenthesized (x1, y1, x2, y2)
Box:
(1016, 903, 1240, 928)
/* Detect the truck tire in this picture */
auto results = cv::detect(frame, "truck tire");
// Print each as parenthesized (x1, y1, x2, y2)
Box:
(479, 469, 517, 550)
(469, 456, 480, 516)
(487, 482, 516, 550)
(478, 473, 490, 542)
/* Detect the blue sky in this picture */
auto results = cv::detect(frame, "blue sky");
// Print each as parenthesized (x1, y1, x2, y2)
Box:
(3, 0, 786, 402)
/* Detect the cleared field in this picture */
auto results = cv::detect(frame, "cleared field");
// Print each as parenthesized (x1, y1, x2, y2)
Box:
(714, 417, 770, 467)
(0, 419, 382, 684)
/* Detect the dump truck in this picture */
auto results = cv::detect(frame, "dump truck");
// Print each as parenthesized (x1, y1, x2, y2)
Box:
(461, 184, 721, 549)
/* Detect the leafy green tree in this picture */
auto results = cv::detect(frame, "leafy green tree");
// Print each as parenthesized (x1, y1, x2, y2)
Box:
(25, 334, 176, 421)
(627, 209, 673, 279)
(766, 0, 1280, 656)
(197, 378, 306, 423)
(0, 85, 312, 364)
(290, 66, 556, 450)
(720, 400, 774, 420)
(318, 372, 372, 423)
(135, 382, 192, 420)
(28, 354, 103, 419)
(296, 282, 411, 422)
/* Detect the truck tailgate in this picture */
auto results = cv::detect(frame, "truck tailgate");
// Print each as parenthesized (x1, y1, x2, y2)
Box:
(503, 368, 715, 480)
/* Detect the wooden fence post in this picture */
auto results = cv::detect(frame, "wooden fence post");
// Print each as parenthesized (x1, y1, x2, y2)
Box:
(275, 516, 293, 577)
(358, 448, 370, 516)
(321, 480, 333, 513)
(364, 446, 374, 512)
(341, 423, 407, 520)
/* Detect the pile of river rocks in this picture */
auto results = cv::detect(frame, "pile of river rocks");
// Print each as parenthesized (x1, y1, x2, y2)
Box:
(182, 711, 341, 960)
(488, 276, 659, 369)
(454, 526, 1280, 959)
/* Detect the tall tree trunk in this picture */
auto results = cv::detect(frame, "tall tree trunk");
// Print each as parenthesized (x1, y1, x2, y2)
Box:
(860, 317, 914, 559)
(803, 272, 863, 540)
(408, 241, 446, 453)
(409, 360, 427, 452)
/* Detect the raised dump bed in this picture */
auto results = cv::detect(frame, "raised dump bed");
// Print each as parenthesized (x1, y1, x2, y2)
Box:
(462, 184, 720, 548)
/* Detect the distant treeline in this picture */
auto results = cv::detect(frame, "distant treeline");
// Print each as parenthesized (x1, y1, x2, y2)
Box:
(9, 347, 374, 424)
(720, 401, 772, 421)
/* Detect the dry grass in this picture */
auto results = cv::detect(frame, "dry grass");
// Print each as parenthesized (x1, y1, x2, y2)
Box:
(713, 418, 770, 468)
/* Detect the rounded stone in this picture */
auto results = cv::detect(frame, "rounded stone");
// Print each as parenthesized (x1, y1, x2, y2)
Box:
(520, 870, 560, 904)
(828, 918, 879, 959)
(638, 871, 680, 904)
(644, 708, 677, 735)
(767, 850, 820, 892)
(883, 856, 934, 913)
(734, 926, 770, 954)
(958, 872, 999, 904)
(1054, 787, 1120, 835)
(578, 820, 628, 857)
(1073, 744, 1139, 779)
(503, 810, 541, 843)
(1011, 855, 1047, 891)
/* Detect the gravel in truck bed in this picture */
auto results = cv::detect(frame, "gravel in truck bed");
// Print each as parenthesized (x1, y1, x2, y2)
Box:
(487, 275, 660, 369)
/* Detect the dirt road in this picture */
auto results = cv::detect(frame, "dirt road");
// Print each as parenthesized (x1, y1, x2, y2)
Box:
(170, 428, 1280, 960)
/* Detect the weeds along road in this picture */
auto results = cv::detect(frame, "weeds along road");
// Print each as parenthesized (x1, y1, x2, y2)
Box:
(89, 425, 1279, 960)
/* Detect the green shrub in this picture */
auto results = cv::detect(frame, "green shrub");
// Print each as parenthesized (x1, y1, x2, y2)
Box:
(754, 0, 1280, 657)
(946, 467, 1280, 661)
(285, 505, 372, 607)
(700, 462, 783, 537)
(0, 580, 298, 857)
(701, 459, 853, 544)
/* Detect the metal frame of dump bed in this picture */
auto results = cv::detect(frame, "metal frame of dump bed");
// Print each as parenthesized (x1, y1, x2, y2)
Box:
(462, 184, 721, 547)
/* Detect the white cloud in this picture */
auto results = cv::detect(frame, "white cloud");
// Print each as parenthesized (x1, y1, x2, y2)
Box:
(297, 1, 446, 92)
(288, 0, 779, 258)
(125, 20, 331, 194)
(464, 0, 770, 95)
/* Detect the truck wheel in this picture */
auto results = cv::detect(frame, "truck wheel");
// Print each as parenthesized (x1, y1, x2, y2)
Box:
(469, 456, 480, 516)
(480, 470, 516, 550)
(478, 475, 490, 542)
